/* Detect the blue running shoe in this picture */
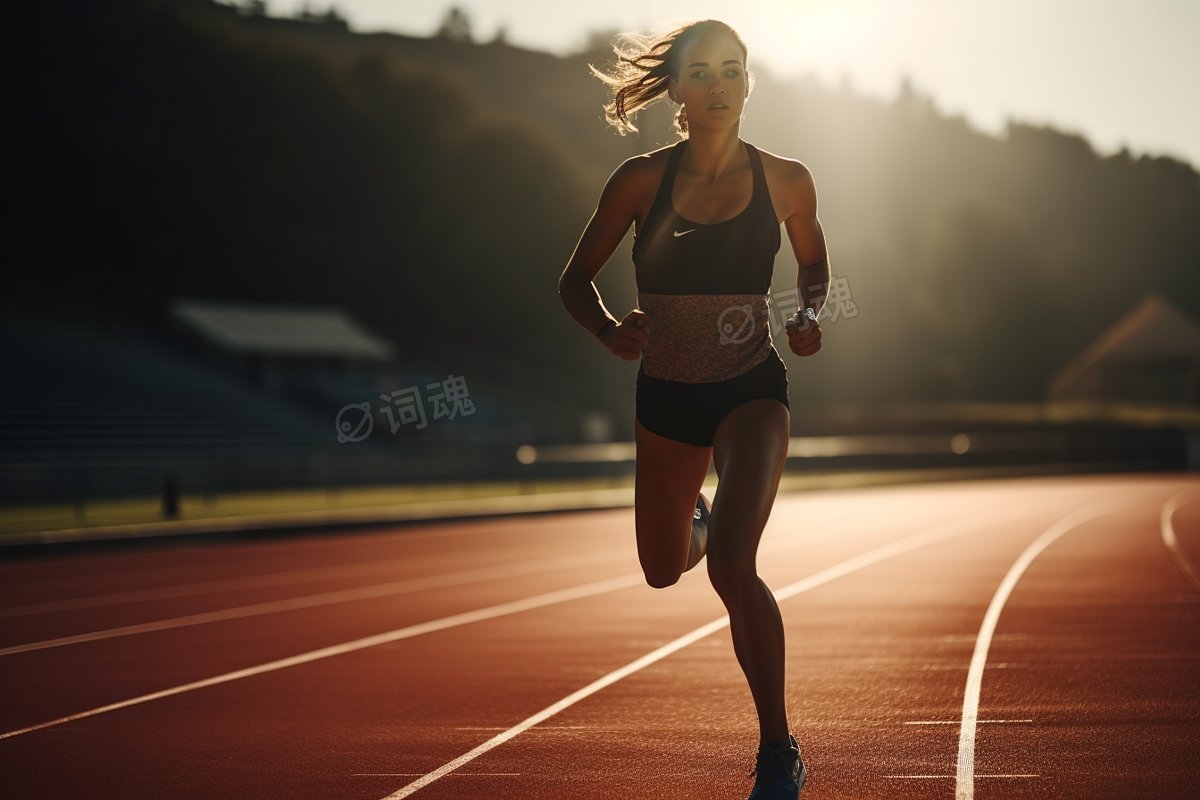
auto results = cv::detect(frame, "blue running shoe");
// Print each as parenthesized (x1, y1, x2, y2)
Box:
(746, 733, 806, 799)
(684, 492, 711, 572)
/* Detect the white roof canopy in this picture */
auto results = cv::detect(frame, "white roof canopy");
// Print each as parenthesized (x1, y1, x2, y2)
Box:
(169, 297, 393, 361)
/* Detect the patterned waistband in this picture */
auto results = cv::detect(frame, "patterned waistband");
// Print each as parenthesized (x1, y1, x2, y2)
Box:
(636, 293, 777, 383)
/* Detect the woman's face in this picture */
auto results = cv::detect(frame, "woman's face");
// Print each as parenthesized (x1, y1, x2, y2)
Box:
(668, 30, 750, 131)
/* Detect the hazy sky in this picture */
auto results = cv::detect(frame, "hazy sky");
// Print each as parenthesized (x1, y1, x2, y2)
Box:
(265, 0, 1200, 167)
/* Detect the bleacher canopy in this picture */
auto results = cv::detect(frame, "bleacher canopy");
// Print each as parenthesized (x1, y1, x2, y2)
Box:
(169, 297, 393, 361)
(1048, 293, 1200, 403)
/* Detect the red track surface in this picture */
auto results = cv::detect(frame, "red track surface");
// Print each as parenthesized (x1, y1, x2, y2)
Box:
(1, 473, 1198, 799)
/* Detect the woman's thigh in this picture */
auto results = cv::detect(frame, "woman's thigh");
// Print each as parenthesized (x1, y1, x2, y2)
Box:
(708, 398, 790, 570)
(633, 418, 712, 587)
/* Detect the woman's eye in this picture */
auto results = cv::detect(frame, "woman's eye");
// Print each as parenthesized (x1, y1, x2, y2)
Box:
(725, 70, 740, 78)
(691, 71, 707, 78)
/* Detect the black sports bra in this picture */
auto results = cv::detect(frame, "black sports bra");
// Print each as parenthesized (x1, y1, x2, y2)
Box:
(632, 138, 781, 295)
(630, 139, 785, 383)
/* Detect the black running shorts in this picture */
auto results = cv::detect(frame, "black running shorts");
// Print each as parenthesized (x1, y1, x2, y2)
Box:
(636, 349, 790, 447)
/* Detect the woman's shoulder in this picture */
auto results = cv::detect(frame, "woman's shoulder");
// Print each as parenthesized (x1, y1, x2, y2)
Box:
(751, 143, 815, 183)
(620, 141, 679, 172)
(749, 144, 818, 221)
(607, 142, 679, 192)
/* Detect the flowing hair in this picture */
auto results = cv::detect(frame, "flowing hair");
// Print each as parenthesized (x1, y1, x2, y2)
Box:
(588, 19, 752, 138)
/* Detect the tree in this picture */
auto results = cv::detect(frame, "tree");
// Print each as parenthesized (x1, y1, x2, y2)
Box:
(435, 6, 473, 43)
(232, 0, 267, 16)
(294, 3, 348, 29)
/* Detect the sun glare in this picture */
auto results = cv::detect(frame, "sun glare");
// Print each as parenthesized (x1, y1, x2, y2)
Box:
(632, 1, 888, 85)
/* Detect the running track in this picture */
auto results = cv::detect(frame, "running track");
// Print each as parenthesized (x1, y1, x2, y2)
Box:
(1, 473, 1197, 799)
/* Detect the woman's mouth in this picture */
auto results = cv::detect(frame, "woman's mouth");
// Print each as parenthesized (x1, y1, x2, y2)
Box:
(707, 103, 730, 111)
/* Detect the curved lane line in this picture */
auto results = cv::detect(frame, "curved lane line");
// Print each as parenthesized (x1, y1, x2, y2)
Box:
(954, 496, 1139, 800)
(382, 507, 1052, 799)
(1160, 490, 1200, 593)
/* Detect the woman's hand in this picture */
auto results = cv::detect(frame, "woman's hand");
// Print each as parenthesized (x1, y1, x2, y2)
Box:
(784, 308, 822, 357)
(599, 308, 651, 360)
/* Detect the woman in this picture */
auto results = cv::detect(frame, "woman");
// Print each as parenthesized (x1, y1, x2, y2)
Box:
(558, 18, 828, 799)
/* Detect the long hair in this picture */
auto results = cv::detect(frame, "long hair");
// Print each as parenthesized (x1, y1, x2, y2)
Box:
(588, 19, 752, 138)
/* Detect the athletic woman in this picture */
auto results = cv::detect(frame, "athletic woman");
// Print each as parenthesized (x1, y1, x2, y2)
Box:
(558, 18, 829, 799)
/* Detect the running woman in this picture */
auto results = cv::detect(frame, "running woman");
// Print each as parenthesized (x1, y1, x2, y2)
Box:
(558, 18, 829, 799)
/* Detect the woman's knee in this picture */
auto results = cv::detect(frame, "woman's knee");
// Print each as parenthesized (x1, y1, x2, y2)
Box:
(706, 549, 757, 596)
(633, 422, 711, 590)
(644, 569, 681, 589)
(634, 511, 687, 588)
(635, 512, 692, 588)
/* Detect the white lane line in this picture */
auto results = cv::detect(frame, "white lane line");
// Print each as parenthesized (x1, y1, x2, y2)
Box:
(0, 572, 644, 740)
(0, 518, 533, 594)
(890, 774, 1038, 779)
(0, 550, 632, 656)
(0, 503, 1043, 749)
(380, 507, 1048, 800)
(379, 617, 732, 799)
(935, 633, 1029, 643)
(905, 719, 1031, 725)
(954, 497, 1134, 800)
(920, 662, 1027, 670)
(1161, 491, 1200, 593)
(0, 513, 885, 655)
(0, 541, 561, 618)
(352, 773, 522, 777)
(2, 505, 866, 618)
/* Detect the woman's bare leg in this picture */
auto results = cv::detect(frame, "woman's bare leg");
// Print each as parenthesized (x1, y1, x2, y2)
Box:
(707, 398, 792, 745)
(633, 418, 713, 588)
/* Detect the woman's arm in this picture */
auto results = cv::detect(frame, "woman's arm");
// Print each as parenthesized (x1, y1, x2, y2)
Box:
(782, 162, 830, 319)
(557, 159, 644, 337)
(781, 161, 829, 357)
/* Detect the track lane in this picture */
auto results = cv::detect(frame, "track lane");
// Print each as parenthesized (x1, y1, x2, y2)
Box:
(0, 475, 1194, 799)
(0, 488, 952, 729)
(966, 492, 1200, 800)
(395, 490, 1141, 799)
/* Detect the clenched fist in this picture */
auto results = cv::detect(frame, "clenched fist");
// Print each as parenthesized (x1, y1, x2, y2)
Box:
(599, 308, 652, 361)
(784, 307, 822, 357)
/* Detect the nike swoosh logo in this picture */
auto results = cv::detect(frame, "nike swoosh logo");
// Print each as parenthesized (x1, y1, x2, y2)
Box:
(673, 229, 698, 237)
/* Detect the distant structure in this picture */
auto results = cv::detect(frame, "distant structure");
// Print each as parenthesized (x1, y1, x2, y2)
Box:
(435, 6, 473, 43)
(168, 296, 394, 395)
(1048, 293, 1200, 405)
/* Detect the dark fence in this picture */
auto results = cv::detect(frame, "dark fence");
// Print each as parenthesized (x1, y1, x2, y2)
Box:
(2, 423, 1196, 520)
